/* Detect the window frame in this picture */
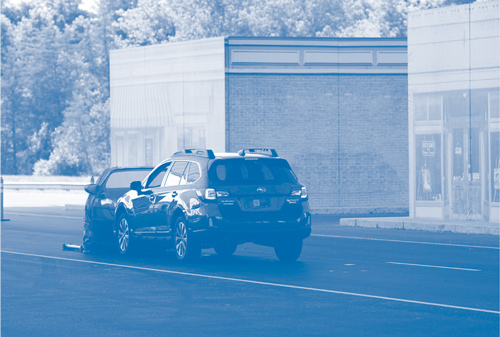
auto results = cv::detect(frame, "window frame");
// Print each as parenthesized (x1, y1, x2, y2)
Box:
(144, 162, 172, 189)
(181, 161, 202, 185)
(162, 161, 190, 187)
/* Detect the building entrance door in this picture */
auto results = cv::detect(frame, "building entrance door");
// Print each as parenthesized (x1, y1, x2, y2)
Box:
(449, 126, 485, 220)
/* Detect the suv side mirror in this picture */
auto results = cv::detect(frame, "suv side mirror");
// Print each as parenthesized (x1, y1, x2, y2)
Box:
(84, 184, 99, 195)
(130, 181, 143, 192)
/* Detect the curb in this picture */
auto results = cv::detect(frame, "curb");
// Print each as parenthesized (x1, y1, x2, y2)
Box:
(4, 182, 86, 190)
(65, 204, 85, 211)
(340, 218, 499, 235)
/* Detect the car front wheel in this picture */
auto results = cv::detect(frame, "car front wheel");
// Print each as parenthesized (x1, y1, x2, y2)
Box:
(174, 217, 201, 261)
(274, 238, 303, 262)
(116, 214, 133, 255)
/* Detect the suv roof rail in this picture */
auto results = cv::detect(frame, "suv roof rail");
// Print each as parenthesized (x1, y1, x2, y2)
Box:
(173, 149, 215, 159)
(237, 148, 279, 158)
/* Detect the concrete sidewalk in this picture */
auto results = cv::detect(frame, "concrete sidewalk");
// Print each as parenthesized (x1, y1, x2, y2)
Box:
(339, 217, 499, 236)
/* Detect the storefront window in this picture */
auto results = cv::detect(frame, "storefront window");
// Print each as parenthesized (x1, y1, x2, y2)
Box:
(414, 94, 442, 121)
(428, 94, 442, 120)
(490, 91, 500, 119)
(145, 138, 154, 166)
(443, 133, 448, 202)
(414, 95, 427, 121)
(483, 131, 489, 203)
(444, 92, 468, 120)
(491, 132, 500, 203)
(177, 125, 207, 150)
(115, 136, 124, 167)
(127, 133, 138, 167)
(416, 134, 442, 201)
(471, 91, 488, 120)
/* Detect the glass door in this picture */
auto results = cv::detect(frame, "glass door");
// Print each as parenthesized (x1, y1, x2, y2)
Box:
(450, 126, 483, 220)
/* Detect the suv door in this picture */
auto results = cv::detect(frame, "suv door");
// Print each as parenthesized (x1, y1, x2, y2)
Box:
(130, 162, 171, 235)
(153, 161, 190, 235)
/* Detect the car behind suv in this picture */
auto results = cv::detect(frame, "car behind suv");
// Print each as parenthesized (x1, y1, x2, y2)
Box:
(115, 149, 311, 261)
(83, 167, 153, 252)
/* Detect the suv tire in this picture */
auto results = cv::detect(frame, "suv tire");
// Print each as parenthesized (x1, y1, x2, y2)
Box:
(174, 216, 201, 261)
(274, 238, 303, 262)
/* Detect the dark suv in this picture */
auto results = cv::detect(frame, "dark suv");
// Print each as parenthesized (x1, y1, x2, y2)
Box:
(115, 149, 311, 261)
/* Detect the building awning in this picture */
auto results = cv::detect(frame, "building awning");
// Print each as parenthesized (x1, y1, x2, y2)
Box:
(111, 83, 173, 128)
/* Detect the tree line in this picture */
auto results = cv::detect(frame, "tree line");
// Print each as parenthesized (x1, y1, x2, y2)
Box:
(1, 0, 470, 175)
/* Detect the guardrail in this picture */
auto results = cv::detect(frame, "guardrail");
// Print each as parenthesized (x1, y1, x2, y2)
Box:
(3, 182, 88, 191)
(1, 177, 8, 221)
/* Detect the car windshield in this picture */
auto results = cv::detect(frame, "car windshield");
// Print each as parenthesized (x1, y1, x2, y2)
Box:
(208, 158, 297, 185)
(105, 169, 151, 189)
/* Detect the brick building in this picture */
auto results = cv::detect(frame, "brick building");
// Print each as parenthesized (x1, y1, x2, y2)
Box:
(110, 37, 408, 214)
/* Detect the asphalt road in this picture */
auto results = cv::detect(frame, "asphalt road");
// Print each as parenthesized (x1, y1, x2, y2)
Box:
(2, 207, 499, 336)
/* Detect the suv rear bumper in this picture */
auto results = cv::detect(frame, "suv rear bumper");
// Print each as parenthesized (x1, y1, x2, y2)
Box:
(190, 213, 312, 245)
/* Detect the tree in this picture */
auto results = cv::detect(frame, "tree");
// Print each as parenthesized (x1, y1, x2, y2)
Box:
(1, 3, 74, 174)
(337, 0, 447, 38)
(33, 8, 112, 175)
(1, 0, 112, 175)
(112, 0, 174, 47)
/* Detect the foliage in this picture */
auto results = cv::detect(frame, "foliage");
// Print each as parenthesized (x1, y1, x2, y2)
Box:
(112, 0, 174, 47)
(1, 3, 74, 174)
(0, 0, 475, 175)
(1, 0, 110, 175)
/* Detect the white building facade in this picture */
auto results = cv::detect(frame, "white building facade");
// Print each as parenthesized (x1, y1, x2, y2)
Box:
(408, 1, 500, 223)
(110, 37, 226, 168)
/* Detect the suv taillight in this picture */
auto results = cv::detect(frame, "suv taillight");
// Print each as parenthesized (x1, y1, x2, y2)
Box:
(203, 189, 229, 200)
(205, 189, 216, 200)
(292, 187, 308, 199)
(216, 190, 230, 197)
(300, 187, 308, 199)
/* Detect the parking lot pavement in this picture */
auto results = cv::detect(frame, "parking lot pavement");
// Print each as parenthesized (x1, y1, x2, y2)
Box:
(1, 207, 499, 336)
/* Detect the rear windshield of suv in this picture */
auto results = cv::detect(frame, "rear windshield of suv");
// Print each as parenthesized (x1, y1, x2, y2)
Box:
(208, 158, 297, 185)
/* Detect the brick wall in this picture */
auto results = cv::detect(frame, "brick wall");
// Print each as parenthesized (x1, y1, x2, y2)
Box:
(226, 74, 409, 214)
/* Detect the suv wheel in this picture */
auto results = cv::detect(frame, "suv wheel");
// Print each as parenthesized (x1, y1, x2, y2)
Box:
(274, 238, 303, 262)
(174, 217, 201, 261)
(117, 214, 134, 255)
(214, 241, 237, 257)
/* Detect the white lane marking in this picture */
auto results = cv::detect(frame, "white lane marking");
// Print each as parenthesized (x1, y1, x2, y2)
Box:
(2, 250, 499, 315)
(312, 234, 499, 250)
(6, 212, 81, 220)
(386, 262, 482, 272)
